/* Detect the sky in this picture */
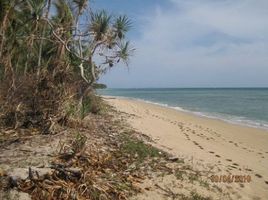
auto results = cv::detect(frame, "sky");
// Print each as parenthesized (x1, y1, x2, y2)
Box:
(92, 0, 268, 88)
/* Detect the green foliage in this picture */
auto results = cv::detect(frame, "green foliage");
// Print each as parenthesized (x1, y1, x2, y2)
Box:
(188, 172, 199, 183)
(0, 0, 11, 23)
(120, 134, 160, 161)
(53, 0, 73, 26)
(0, 0, 134, 82)
(81, 93, 102, 118)
(73, 0, 88, 16)
(64, 99, 79, 118)
(93, 83, 107, 89)
(189, 192, 212, 200)
(90, 10, 111, 41)
(0, 0, 134, 125)
(71, 132, 87, 154)
(179, 192, 212, 200)
(175, 169, 186, 180)
(117, 41, 134, 65)
(26, 0, 46, 20)
(113, 15, 131, 39)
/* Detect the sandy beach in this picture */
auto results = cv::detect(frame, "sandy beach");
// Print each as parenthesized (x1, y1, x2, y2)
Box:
(104, 96, 268, 200)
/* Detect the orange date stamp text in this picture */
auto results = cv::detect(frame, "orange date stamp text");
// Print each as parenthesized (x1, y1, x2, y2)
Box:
(210, 175, 251, 183)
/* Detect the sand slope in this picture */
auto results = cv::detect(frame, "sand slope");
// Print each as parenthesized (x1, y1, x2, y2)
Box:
(105, 97, 268, 200)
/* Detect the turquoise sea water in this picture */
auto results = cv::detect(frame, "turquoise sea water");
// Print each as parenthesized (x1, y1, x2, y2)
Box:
(97, 88, 268, 130)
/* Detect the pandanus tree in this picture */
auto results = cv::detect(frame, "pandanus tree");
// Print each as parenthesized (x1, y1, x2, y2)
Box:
(0, 0, 134, 85)
(0, 0, 134, 128)
(69, 3, 134, 85)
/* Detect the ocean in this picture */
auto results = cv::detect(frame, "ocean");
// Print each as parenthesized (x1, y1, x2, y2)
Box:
(97, 88, 268, 130)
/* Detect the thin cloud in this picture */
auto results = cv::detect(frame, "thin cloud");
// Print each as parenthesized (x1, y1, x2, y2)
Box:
(100, 0, 268, 88)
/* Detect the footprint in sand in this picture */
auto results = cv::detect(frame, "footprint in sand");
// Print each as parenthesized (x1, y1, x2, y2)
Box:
(215, 155, 221, 158)
(245, 168, 253, 172)
(255, 174, 262, 178)
(226, 159, 232, 162)
(209, 151, 215, 154)
(265, 181, 268, 185)
(232, 163, 239, 166)
(198, 145, 204, 150)
(230, 165, 237, 169)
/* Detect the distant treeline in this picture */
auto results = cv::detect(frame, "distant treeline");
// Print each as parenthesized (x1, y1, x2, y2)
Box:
(93, 83, 107, 89)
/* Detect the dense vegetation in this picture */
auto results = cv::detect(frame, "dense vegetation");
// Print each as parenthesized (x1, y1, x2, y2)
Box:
(0, 0, 133, 132)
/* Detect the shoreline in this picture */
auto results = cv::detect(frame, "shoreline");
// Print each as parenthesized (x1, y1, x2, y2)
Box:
(104, 95, 268, 200)
(101, 95, 268, 131)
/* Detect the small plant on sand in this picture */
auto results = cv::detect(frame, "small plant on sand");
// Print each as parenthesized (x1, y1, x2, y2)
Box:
(189, 191, 212, 200)
(175, 169, 186, 180)
(178, 191, 212, 200)
(71, 133, 87, 154)
(188, 172, 199, 183)
(81, 93, 103, 118)
(120, 134, 161, 161)
(199, 179, 210, 189)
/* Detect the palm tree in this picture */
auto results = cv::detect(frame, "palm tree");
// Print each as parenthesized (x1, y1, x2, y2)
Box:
(87, 11, 134, 83)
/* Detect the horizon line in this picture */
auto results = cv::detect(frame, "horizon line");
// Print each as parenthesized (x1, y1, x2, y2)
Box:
(103, 87, 268, 89)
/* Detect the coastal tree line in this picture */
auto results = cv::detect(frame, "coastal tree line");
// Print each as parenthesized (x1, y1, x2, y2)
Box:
(0, 0, 133, 132)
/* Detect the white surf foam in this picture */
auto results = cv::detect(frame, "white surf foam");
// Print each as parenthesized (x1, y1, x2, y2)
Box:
(104, 95, 268, 131)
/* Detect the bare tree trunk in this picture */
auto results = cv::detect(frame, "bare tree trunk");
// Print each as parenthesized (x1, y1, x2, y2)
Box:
(0, 33, 5, 58)
(89, 62, 96, 85)
(76, 16, 87, 83)
(24, 53, 29, 75)
(0, 12, 9, 59)
(37, 0, 51, 75)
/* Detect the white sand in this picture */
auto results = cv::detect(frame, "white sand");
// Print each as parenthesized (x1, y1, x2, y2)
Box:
(105, 96, 268, 200)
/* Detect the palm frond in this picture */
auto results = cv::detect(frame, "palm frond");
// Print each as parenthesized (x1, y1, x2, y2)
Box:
(90, 10, 111, 41)
(113, 15, 131, 39)
(117, 41, 135, 65)
(53, 0, 73, 26)
(26, 0, 46, 20)
(73, 0, 88, 16)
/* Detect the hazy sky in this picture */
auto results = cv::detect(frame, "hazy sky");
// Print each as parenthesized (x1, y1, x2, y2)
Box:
(92, 0, 268, 88)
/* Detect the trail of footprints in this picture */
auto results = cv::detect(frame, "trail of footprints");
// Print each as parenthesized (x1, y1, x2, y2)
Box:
(150, 113, 268, 186)
(151, 113, 266, 158)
